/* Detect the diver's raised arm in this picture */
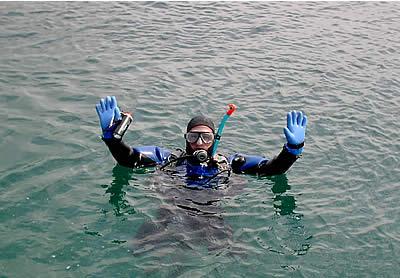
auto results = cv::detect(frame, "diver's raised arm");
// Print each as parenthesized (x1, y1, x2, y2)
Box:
(229, 111, 308, 176)
(96, 96, 171, 168)
(96, 96, 135, 167)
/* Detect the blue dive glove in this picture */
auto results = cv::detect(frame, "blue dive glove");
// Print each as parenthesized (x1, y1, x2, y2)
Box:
(283, 110, 307, 156)
(95, 96, 122, 139)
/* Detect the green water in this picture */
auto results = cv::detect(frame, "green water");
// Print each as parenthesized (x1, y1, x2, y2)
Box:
(1, 2, 399, 277)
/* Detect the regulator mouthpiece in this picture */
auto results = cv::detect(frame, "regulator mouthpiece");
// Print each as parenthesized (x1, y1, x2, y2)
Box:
(193, 150, 208, 163)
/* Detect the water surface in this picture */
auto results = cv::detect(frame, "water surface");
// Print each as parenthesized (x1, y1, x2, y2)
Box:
(1, 2, 399, 277)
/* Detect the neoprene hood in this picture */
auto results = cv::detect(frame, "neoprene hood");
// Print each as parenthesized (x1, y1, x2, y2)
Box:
(186, 115, 215, 133)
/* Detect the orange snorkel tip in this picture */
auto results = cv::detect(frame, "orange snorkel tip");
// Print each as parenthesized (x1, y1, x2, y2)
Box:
(226, 104, 237, 116)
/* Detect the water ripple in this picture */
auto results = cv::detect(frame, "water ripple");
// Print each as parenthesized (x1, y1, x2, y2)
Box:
(1, 1, 400, 277)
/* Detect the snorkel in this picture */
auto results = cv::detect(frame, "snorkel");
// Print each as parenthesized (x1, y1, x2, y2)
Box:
(211, 104, 237, 157)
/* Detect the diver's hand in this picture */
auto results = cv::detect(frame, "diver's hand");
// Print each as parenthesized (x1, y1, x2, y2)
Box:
(283, 111, 307, 155)
(95, 96, 122, 136)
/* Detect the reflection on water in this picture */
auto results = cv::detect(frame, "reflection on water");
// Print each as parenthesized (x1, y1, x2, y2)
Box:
(104, 165, 136, 217)
(269, 175, 296, 216)
(265, 175, 311, 257)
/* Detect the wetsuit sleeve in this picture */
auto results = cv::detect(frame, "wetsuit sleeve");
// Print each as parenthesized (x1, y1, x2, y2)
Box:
(228, 145, 300, 176)
(102, 137, 171, 168)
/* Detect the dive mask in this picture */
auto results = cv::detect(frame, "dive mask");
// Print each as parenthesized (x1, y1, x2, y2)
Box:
(184, 132, 214, 144)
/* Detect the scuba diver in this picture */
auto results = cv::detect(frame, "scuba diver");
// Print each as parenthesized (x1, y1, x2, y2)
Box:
(96, 96, 307, 187)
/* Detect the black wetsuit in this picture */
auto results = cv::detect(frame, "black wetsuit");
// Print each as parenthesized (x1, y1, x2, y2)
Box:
(103, 137, 301, 177)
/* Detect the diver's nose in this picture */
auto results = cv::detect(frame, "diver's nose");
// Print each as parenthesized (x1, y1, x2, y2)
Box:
(196, 136, 203, 145)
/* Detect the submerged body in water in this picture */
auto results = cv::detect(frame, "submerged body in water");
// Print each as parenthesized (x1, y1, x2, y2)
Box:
(107, 165, 306, 267)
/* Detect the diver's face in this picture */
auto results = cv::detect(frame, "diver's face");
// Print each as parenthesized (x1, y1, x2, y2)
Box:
(187, 125, 214, 151)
